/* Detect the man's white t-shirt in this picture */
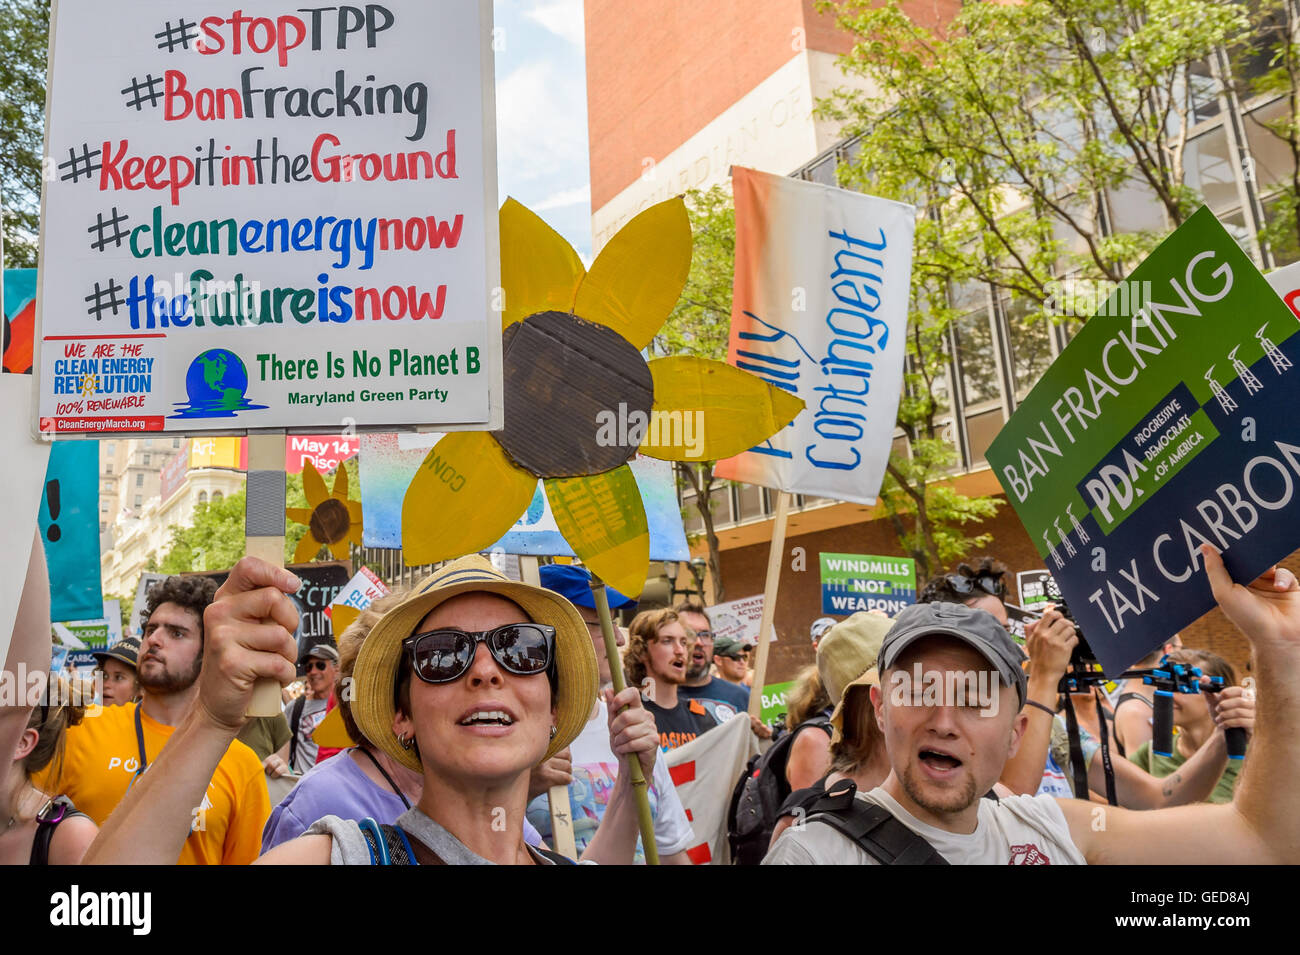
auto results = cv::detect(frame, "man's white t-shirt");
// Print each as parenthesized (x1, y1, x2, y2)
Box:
(762, 786, 1086, 865)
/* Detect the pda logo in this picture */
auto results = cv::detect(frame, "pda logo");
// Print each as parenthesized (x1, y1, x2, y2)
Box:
(49, 885, 151, 935)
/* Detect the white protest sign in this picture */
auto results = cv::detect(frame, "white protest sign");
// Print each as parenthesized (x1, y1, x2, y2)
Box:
(36, 0, 500, 437)
(716, 167, 915, 504)
(709, 594, 769, 644)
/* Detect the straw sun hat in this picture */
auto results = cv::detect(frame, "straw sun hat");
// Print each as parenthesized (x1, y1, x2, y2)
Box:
(816, 612, 893, 744)
(352, 555, 598, 772)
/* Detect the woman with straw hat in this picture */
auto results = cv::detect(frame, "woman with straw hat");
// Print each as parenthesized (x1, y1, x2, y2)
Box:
(84, 556, 659, 865)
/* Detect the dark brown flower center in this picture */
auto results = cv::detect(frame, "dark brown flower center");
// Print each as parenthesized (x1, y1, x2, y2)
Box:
(310, 497, 351, 545)
(497, 310, 654, 478)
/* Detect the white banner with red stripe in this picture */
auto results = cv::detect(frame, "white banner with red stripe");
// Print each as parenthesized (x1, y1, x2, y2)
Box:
(665, 713, 761, 864)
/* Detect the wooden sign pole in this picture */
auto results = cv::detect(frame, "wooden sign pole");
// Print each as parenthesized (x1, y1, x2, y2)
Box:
(518, 555, 578, 860)
(590, 573, 659, 864)
(245, 431, 287, 718)
(746, 490, 790, 719)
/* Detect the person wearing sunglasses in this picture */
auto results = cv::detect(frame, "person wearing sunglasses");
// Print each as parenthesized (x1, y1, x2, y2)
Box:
(84, 555, 660, 865)
(282, 643, 341, 775)
(918, 558, 1011, 627)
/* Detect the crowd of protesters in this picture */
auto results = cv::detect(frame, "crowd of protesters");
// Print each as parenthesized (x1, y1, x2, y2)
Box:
(2, 526, 1290, 866)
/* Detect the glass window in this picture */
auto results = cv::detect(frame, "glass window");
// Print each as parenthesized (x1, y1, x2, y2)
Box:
(1187, 59, 1221, 125)
(1244, 100, 1298, 194)
(144, 439, 153, 447)
(808, 155, 839, 187)
(965, 408, 1006, 467)
(1004, 295, 1053, 399)
(735, 482, 762, 522)
(100, 500, 108, 513)
(1262, 193, 1300, 266)
(134, 495, 142, 508)
(1184, 126, 1240, 214)
(105, 442, 115, 455)
(212, 491, 223, 503)
(135, 473, 144, 487)
(172, 438, 181, 448)
(142, 453, 150, 466)
(953, 309, 999, 405)
(198, 491, 208, 506)
(1107, 179, 1168, 235)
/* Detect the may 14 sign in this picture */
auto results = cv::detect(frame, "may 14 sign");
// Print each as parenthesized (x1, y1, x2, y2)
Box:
(819, 553, 916, 615)
(987, 207, 1300, 674)
(36, 0, 500, 436)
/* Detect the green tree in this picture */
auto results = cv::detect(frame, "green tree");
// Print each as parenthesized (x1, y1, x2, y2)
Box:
(157, 458, 359, 572)
(0, 0, 50, 267)
(655, 186, 735, 600)
(160, 490, 251, 574)
(810, 0, 1264, 575)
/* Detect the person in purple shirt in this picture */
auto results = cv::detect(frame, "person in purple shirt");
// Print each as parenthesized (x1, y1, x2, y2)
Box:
(261, 598, 553, 851)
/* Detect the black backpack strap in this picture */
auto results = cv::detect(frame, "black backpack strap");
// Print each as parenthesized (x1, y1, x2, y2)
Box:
(30, 796, 87, 866)
(534, 846, 578, 865)
(805, 783, 949, 866)
(288, 696, 305, 771)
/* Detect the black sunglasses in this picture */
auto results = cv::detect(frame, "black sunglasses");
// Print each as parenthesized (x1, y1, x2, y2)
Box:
(945, 572, 1006, 598)
(307, 660, 331, 672)
(403, 624, 555, 684)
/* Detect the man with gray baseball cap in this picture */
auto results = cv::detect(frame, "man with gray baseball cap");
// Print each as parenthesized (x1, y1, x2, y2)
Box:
(764, 552, 1281, 866)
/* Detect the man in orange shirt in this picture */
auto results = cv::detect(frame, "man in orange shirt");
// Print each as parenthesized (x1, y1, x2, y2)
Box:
(46, 575, 268, 864)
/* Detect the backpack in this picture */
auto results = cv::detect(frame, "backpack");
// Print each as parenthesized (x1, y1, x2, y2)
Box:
(781, 780, 949, 865)
(726, 717, 832, 865)
(356, 818, 576, 865)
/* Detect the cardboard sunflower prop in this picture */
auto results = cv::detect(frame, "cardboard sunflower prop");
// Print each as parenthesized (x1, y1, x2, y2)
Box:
(289, 462, 363, 562)
(402, 197, 803, 595)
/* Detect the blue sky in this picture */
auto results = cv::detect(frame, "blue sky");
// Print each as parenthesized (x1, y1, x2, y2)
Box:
(492, 1, 593, 262)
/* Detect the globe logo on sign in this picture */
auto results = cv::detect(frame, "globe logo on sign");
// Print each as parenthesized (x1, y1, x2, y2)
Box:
(170, 349, 268, 419)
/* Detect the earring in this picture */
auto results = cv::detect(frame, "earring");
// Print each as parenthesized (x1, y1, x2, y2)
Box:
(398, 732, 413, 750)
(549, 726, 557, 741)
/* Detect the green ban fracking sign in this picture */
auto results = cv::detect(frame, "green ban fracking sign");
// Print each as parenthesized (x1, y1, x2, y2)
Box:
(986, 206, 1300, 674)
(760, 680, 795, 725)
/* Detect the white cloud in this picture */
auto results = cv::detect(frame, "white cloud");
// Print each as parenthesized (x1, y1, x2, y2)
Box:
(531, 183, 591, 211)
(495, 58, 587, 187)
(523, 0, 585, 46)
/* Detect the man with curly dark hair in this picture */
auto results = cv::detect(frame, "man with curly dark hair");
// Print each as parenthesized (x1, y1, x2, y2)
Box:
(41, 574, 269, 863)
(918, 557, 1011, 623)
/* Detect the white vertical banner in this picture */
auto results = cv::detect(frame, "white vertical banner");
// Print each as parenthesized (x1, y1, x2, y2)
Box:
(716, 167, 914, 504)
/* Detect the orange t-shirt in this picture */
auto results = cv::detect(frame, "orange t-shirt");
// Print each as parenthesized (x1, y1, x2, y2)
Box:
(41, 701, 269, 864)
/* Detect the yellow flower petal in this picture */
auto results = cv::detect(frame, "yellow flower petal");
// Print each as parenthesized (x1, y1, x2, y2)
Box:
(286, 507, 315, 526)
(501, 198, 586, 331)
(402, 432, 537, 565)
(545, 467, 648, 597)
(573, 197, 690, 350)
(331, 604, 360, 642)
(639, 356, 806, 461)
(348, 500, 363, 525)
(302, 462, 328, 508)
(293, 533, 321, 564)
(312, 705, 355, 748)
(328, 537, 350, 561)
(332, 464, 349, 501)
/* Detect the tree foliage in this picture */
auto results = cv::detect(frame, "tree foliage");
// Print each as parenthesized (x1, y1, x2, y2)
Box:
(158, 459, 358, 573)
(812, 0, 1279, 576)
(0, 0, 50, 267)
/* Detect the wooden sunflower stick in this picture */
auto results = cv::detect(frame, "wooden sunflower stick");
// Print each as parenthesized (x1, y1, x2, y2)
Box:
(245, 431, 289, 718)
(589, 573, 659, 865)
(518, 557, 578, 860)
